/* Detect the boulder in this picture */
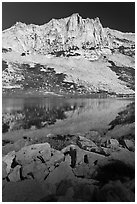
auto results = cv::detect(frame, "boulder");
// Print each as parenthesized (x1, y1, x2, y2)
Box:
(73, 163, 95, 178)
(42, 161, 75, 195)
(75, 177, 99, 185)
(2, 151, 15, 173)
(47, 149, 64, 168)
(96, 180, 135, 202)
(2, 180, 45, 202)
(61, 144, 77, 154)
(16, 143, 51, 165)
(100, 147, 111, 156)
(124, 179, 135, 192)
(2, 144, 16, 156)
(87, 151, 106, 166)
(57, 187, 74, 202)
(62, 145, 83, 166)
(123, 139, 135, 151)
(22, 161, 49, 181)
(84, 131, 102, 144)
(30, 125, 36, 130)
(2, 179, 8, 189)
(46, 133, 55, 138)
(77, 136, 98, 151)
(73, 182, 95, 201)
(13, 139, 30, 152)
(8, 165, 21, 182)
(2, 162, 7, 179)
(65, 155, 71, 166)
(22, 162, 35, 179)
(93, 159, 134, 184)
(77, 136, 107, 155)
(102, 139, 119, 149)
(110, 148, 135, 168)
(61, 144, 106, 166)
(56, 179, 73, 197)
(33, 163, 49, 181)
(109, 139, 119, 149)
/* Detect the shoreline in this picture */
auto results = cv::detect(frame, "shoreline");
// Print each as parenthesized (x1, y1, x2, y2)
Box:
(2, 90, 135, 100)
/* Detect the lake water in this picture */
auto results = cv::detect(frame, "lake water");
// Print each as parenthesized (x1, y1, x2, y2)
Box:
(2, 97, 134, 134)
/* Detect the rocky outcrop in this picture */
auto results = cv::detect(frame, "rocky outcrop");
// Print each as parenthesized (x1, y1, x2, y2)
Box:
(2, 13, 134, 55)
(2, 14, 135, 95)
(2, 130, 135, 202)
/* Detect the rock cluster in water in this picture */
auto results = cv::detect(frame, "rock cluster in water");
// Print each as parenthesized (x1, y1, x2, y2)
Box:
(2, 131, 135, 202)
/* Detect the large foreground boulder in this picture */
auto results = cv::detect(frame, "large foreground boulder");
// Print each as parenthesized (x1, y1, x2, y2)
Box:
(8, 165, 21, 182)
(2, 140, 135, 202)
(16, 143, 51, 165)
(110, 148, 135, 168)
(2, 180, 45, 202)
(22, 161, 49, 181)
(42, 161, 76, 195)
(96, 180, 135, 202)
(2, 161, 7, 179)
(2, 151, 15, 174)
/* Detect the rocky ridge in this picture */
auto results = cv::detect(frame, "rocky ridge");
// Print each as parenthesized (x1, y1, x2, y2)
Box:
(2, 13, 135, 55)
(2, 13, 135, 95)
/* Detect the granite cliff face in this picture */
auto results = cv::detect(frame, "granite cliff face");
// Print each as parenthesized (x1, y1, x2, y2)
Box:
(2, 13, 135, 96)
(2, 13, 134, 55)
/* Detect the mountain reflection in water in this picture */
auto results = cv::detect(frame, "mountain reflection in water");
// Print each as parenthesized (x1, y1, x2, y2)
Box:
(2, 97, 134, 133)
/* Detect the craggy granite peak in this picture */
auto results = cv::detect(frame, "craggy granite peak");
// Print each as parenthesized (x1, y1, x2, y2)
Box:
(2, 13, 135, 95)
(2, 13, 134, 55)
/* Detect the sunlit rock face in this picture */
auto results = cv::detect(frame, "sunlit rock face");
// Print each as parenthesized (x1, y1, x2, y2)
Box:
(2, 13, 135, 95)
(2, 13, 134, 55)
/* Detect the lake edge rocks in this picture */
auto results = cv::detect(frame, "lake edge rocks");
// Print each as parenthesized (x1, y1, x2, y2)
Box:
(2, 131, 135, 202)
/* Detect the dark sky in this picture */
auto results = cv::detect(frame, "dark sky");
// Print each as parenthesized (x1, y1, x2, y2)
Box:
(2, 2, 135, 32)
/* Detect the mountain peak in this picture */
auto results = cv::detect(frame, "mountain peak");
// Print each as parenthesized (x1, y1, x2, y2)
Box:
(71, 13, 81, 17)
(15, 22, 26, 26)
(94, 17, 101, 23)
(2, 13, 135, 96)
(69, 13, 82, 23)
(2, 13, 135, 56)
